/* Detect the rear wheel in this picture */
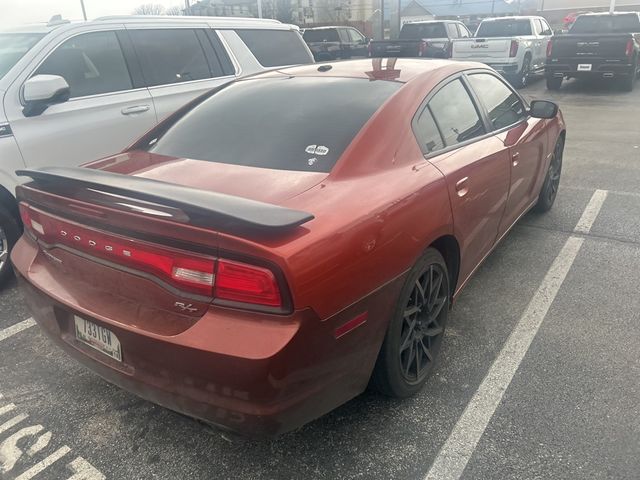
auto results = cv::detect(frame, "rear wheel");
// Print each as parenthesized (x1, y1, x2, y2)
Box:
(621, 59, 637, 92)
(546, 76, 563, 91)
(371, 248, 449, 397)
(534, 136, 564, 213)
(513, 55, 531, 89)
(0, 204, 20, 286)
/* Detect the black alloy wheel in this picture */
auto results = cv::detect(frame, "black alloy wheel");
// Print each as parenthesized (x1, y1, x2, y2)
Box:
(534, 136, 564, 213)
(371, 248, 450, 397)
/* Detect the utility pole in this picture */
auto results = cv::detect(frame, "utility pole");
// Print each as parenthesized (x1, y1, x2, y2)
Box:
(257, 0, 263, 18)
(609, 0, 616, 13)
(79, 0, 87, 20)
(380, 0, 385, 39)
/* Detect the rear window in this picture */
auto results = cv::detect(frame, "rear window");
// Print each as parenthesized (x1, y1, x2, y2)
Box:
(569, 14, 640, 33)
(235, 29, 312, 67)
(303, 29, 339, 42)
(476, 19, 532, 37)
(147, 77, 401, 172)
(400, 23, 447, 39)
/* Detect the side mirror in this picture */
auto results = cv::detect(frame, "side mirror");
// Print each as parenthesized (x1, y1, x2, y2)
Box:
(529, 100, 558, 119)
(362, 37, 370, 44)
(22, 74, 70, 117)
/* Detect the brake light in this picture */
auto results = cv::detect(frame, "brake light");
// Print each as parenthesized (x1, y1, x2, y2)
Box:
(20, 203, 216, 297)
(215, 259, 282, 308)
(418, 40, 428, 57)
(547, 40, 553, 58)
(509, 40, 519, 58)
(625, 39, 634, 58)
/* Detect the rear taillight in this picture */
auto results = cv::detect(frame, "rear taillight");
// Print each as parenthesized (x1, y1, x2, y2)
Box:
(547, 40, 553, 58)
(19, 202, 285, 308)
(509, 40, 519, 58)
(625, 39, 634, 58)
(418, 40, 428, 57)
(215, 259, 282, 308)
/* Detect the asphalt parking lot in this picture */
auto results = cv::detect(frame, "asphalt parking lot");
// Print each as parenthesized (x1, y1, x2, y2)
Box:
(1, 75, 639, 480)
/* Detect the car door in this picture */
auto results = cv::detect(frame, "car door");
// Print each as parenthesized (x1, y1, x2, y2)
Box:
(127, 26, 235, 123)
(466, 72, 548, 235)
(4, 27, 157, 169)
(414, 76, 511, 282)
(346, 28, 367, 57)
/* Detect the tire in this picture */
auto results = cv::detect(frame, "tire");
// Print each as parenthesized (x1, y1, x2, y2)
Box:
(533, 136, 564, 213)
(546, 76, 563, 91)
(0, 204, 20, 286)
(621, 59, 637, 92)
(371, 248, 450, 398)
(513, 55, 531, 89)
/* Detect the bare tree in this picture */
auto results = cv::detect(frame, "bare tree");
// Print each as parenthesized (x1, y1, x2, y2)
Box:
(165, 5, 184, 15)
(132, 3, 166, 15)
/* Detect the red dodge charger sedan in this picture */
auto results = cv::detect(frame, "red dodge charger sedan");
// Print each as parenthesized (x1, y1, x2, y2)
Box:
(12, 59, 565, 437)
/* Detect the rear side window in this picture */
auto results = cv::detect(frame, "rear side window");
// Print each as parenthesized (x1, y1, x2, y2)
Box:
(35, 31, 132, 98)
(400, 23, 447, 39)
(129, 29, 213, 87)
(414, 107, 444, 154)
(570, 14, 640, 33)
(147, 77, 400, 172)
(428, 79, 485, 147)
(236, 30, 312, 67)
(468, 73, 526, 130)
(303, 29, 339, 42)
(477, 19, 532, 37)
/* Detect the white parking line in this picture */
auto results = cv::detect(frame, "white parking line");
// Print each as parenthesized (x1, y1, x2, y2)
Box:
(0, 318, 36, 342)
(425, 189, 608, 480)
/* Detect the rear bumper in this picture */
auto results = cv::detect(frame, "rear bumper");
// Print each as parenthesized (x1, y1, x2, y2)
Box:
(486, 61, 520, 74)
(546, 59, 636, 77)
(12, 236, 402, 437)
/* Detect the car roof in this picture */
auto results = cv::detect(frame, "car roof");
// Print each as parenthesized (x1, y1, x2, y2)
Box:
(481, 16, 539, 21)
(266, 58, 486, 84)
(580, 11, 639, 16)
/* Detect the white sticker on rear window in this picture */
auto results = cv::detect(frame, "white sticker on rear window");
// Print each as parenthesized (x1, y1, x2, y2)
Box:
(305, 145, 329, 156)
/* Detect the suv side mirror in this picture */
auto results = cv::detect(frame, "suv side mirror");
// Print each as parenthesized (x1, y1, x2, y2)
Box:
(23, 74, 70, 117)
(529, 100, 558, 119)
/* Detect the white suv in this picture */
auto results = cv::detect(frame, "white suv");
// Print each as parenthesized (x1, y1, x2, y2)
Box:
(0, 15, 313, 284)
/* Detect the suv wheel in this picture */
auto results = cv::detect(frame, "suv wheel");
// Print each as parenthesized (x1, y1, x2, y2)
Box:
(514, 56, 531, 89)
(0, 204, 20, 286)
(621, 59, 638, 92)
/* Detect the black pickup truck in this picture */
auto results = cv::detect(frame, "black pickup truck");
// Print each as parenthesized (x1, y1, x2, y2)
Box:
(368, 20, 472, 59)
(546, 12, 640, 91)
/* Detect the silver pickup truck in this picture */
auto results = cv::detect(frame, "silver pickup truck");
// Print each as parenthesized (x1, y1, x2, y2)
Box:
(451, 16, 553, 88)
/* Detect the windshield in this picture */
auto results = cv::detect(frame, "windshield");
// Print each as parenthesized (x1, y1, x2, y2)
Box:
(400, 23, 447, 39)
(569, 14, 640, 33)
(476, 19, 532, 37)
(148, 77, 401, 173)
(0, 33, 44, 80)
(303, 29, 340, 42)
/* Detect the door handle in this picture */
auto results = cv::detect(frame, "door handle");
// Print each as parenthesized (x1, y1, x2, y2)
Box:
(512, 152, 520, 166)
(121, 105, 150, 115)
(455, 177, 469, 197)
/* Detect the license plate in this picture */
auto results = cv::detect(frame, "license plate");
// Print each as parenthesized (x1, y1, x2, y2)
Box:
(74, 316, 122, 362)
(577, 64, 592, 71)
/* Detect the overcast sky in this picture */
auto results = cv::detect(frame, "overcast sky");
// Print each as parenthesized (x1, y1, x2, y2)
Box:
(0, 0, 186, 27)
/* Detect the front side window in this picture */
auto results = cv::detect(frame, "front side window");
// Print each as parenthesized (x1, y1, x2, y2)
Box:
(468, 73, 526, 130)
(446, 23, 459, 38)
(0, 33, 44, 80)
(457, 24, 471, 38)
(347, 29, 364, 43)
(147, 77, 401, 172)
(129, 29, 211, 87)
(477, 19, 532, 37)
(35, 31, 132, 98)
(236, 30, 313, 67)
(428, 79, 485, 147)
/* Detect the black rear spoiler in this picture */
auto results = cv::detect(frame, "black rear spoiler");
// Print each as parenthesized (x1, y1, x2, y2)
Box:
(16, 167, 314, 232)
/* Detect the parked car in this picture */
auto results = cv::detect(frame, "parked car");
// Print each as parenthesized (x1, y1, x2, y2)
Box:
(368, 20, 472, 58)
(546, 12, 640, 91)
(302, 26, 368, 60)
(451, 16, 553, 88)
(0, 15, 314, 286)
(12, 58, 565, 437)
